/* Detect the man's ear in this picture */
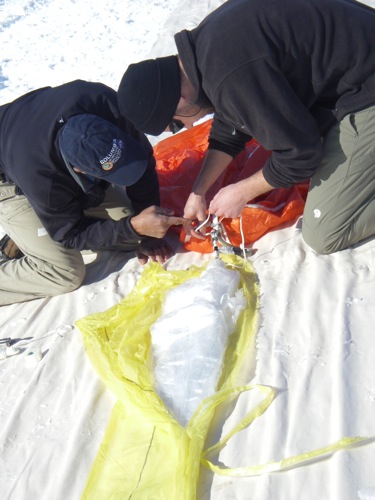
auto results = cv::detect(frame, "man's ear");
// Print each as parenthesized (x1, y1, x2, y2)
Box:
(178, 62, 197, 103)
(175, 96, 189, 114)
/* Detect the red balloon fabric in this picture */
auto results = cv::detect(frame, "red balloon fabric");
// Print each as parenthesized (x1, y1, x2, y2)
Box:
(154, 119, 308, 253)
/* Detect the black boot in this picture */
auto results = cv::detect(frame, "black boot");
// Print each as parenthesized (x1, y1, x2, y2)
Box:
(0, 234, 24, 260)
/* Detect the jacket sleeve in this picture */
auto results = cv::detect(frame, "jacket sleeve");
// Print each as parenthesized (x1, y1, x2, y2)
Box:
(208, 114, 252, 157)
(213, 57, 323, 188)
(126, 154, 160, 214)
(28, 180, 142, 251)
(60, 214, 142, 250)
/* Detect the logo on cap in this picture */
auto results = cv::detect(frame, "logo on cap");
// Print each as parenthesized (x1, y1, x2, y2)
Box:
(102, 162, 114, 171)
(100, 139, 124, 170)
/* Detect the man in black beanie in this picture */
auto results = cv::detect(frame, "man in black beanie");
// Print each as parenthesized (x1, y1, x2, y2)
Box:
(117, 0, 375, 256)
(0, 80, 188, 305)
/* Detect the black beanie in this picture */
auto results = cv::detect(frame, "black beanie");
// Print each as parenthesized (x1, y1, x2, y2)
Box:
(117, 55, 181, 136)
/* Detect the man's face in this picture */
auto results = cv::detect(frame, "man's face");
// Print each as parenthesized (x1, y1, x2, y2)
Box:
(167, 105, 213, 134)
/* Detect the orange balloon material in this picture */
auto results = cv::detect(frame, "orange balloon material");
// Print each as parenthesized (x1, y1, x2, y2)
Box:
(154, 119, 308, 253)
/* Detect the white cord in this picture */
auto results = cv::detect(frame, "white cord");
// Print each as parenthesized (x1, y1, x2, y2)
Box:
(239, 214, 247, 262)
(194, 213, 250, 268)
(194, 213, 212, 233)
(0, 324, 74, 361)
(0, 344, 20, 360)
(15, 324, 73, 348)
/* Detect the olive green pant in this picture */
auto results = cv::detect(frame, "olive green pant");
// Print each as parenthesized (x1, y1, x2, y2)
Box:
(302, 105, 375, 254)
(0, 184, 138, 305)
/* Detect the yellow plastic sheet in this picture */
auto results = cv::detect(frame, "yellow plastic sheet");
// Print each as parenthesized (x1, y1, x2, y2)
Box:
(77, 253, 374, 498)
(77, 254, 259, 499)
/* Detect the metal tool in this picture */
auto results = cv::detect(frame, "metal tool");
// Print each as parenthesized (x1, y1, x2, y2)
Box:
(209, 215, 221, 259)
(195, 213, 254, 260)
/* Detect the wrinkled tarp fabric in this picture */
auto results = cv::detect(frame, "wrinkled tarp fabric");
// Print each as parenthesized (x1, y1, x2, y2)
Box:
(154, 120, 309, 252)
(77, 255, 259, 499)
(76, 125, 375, 499)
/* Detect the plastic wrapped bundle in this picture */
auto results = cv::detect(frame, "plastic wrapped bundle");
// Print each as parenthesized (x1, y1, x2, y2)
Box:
(150, 260, 246, 427)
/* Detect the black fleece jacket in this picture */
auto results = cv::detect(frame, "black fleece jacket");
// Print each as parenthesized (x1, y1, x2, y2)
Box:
(174, 0, 375, 187)
(0, 80, 160, 250)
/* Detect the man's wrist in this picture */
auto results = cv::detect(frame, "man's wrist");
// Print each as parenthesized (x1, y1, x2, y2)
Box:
(124, 216, 144, 240)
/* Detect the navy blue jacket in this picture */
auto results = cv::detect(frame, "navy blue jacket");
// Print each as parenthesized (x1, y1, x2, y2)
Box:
(0, 80, 160, 250)
(175, 0, 375, 187)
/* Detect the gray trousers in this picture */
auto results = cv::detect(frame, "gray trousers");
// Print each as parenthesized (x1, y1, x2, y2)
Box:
(0, 184, 137, 305)
(302, 105, 375, 254)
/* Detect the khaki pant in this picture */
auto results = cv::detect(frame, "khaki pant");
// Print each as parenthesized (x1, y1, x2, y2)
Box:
(0, 184, 138, 305)
(302, 105, 375, 254)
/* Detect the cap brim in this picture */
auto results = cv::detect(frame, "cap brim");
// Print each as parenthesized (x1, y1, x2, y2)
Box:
(61, 150, 98, 192)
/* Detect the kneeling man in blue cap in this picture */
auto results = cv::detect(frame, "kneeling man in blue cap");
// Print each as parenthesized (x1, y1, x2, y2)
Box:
(0, 80, 187, 305)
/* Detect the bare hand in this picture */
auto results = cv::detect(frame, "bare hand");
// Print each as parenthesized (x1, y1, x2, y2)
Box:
(209, 171, 273, 219)
(209, 184, 250, 219)
(183, 193, 208, 239)
(130, 206, 190, 239)
(184, 192, 207, 221)
(136, 237, 174, 265)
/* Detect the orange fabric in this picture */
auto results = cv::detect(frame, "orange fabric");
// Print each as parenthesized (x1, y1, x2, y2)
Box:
(154, 119, 308, 253)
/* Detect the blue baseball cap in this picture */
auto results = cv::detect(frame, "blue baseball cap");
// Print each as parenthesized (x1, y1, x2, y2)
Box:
(59, 114, 149, 186)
